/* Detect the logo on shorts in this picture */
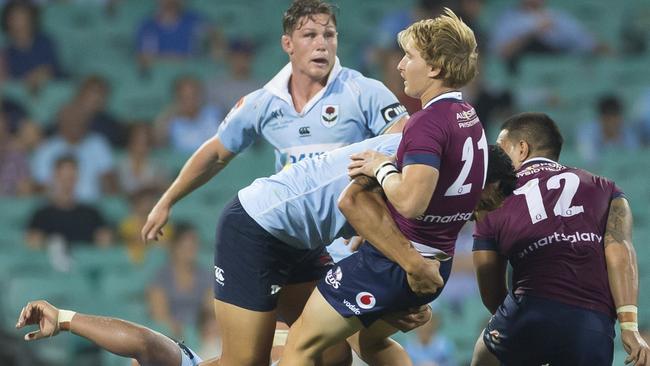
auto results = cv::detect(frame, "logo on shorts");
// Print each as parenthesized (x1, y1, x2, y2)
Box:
(343, 299, 362, 315)
(321, 104, 339, 128)
(355, 292, 376, 310)
(270, 285, 282, 295)
(214, 266, 225, 286)
(325, 267, 343, 289)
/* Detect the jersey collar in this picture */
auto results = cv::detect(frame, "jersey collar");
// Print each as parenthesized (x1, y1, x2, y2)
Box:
(263, 57, 343, 115)
(422, 91, 463, 109)
(518, 157, 559, 171)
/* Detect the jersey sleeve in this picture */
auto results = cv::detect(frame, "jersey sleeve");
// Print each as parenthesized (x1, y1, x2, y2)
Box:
(473, 215, 499, 252)
(401, 113, 447, 169)
(215, 91, 263, 154)
(611, 183, 626, 200)
(356, 77, 407, 135)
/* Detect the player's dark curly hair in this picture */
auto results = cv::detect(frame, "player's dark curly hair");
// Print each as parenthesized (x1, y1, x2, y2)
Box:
(487, 144, 517, 198)
(500, 112, 564, 161)
(282, 0, 337, 34)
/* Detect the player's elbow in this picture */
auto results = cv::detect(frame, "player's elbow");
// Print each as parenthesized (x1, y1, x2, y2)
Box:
(394, 199, 427, 220)
(337, 189, 357, 216)
(605, 242, 637, 270)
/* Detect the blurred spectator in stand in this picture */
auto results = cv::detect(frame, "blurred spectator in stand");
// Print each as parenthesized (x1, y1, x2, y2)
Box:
(620, 4, 650, 55)
(404, 309, 457, 366)
(119, 186, 174, 264)
(135, 0, 218, 69)
(196, 307, 223, 361)
(632, 88, 650, 147)
(0, 111, 33, 196)
(490, 0, 605, 73)
(148, 223, 212, 338)
(154, 75, 223, 153)
(25, 155, 113, 249)
(463, 63, 514, 134)
(0, 94, 41, 150)
(208, 38, 260, 112)
(0, 1, 64, 93)
(365, 0, 444, 75)
(31, 103, 116, 202)
(118, 123, 168, 194)
(576, 95, 640, 165)
(72, 75, 127, 148)
(452, 0, 485, 51)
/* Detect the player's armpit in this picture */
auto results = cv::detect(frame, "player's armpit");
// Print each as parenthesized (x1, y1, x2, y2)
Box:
(604, 197, 633, 248)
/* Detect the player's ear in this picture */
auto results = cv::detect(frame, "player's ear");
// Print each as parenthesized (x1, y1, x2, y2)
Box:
(428, 66, 441, 79)
(519, 140, 531, 162)
(281, 34, 293, 55)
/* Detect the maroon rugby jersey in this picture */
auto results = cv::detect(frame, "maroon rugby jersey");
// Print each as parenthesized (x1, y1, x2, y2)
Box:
(388, 91, 487, 256)
(474, 157, 624, 317)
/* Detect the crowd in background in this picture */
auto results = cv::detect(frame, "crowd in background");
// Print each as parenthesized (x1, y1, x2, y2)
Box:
(1, 0, 650, 365)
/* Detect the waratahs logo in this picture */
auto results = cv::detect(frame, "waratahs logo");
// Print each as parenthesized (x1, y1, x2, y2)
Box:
(355, 291, 376, 309)
(321, 104, 339, 128)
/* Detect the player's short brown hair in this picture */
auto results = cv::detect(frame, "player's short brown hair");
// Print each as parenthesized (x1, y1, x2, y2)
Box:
(501, 112, 564, 161)
(282, 0, 337, 35)
(397, 8, 478, 89)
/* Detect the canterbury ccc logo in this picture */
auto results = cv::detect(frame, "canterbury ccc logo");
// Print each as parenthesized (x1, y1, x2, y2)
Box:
(355, 291, 376, 309)
(299, 126, 310, 136)
(380, 103, 407, 123)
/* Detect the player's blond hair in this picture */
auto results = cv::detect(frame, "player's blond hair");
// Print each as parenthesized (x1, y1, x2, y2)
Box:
(397, 8, 478, 89)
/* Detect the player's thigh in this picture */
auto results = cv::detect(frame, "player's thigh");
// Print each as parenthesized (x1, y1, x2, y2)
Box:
(285, 288, 363, 355)
(470, 329, 500, 366)
(213, 299, 277, 366)
(276, 280, 318, 326)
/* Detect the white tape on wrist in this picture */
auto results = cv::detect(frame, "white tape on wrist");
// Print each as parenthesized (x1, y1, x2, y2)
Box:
(616, 305, 638, 314)
(58, 309, 76, 331)
(620, 322, 639, 332)
(375, 162, 398, 187)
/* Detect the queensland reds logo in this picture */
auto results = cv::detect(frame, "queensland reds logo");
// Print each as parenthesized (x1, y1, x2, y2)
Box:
(321, 104, 339, 128)
(355, 291, 376, 309)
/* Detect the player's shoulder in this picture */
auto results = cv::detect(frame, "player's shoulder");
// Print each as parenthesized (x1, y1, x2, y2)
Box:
(337, 67, 390, 94)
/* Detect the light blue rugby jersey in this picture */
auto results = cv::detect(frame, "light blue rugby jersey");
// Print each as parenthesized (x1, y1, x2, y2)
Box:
(238, 134, 401, 250)
(215, 58, 407, 171)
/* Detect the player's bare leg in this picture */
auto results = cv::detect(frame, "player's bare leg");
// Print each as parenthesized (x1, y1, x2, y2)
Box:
(276, 281, 352, 366)
(470, 330, 500, 366)
(347, 320, 412, 366)
(213, 299, 277, 366)
(280, 288, 365, 366)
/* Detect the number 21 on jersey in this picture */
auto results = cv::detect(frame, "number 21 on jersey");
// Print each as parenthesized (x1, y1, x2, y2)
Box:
(445, 130, 488, 196)
(514, 172, 585, 224)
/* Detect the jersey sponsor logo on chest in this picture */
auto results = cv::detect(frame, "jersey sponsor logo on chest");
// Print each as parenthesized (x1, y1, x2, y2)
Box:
(280, 142, 346, 165)
(321, 104, 339, 128)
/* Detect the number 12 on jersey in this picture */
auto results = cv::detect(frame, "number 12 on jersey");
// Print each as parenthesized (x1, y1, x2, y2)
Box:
(514, 172, 585, 224)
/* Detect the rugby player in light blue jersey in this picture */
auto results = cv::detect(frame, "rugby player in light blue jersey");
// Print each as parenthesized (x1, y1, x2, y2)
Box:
(142, 1, 408, 364)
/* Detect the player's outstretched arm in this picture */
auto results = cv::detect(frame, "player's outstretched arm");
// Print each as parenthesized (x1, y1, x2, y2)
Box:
(16, 300, 181, 366)
(603, 197, 649, 366)
(338, 177, 443, 295)
(472, 250, 508, 314)
(142, 137, 235, 242)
